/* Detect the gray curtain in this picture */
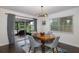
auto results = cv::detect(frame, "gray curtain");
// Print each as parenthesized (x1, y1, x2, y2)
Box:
(7, 14, 15, 45)
(33, 18, 37, 31)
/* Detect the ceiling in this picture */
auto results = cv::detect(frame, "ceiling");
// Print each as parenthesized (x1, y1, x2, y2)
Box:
(0, 6, 78, 16)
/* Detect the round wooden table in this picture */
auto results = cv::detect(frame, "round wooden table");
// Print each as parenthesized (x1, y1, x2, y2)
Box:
(36, 34, 55, 53)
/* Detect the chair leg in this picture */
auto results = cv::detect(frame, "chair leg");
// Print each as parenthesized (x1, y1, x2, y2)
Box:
(34, 48, 36, 53)
(56, 47, 58, 53)
(28, 47, 31, 52)
(52, 48, 54, 53)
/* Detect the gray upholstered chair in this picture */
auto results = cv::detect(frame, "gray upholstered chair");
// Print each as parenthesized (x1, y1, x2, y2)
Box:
(15, 36, 30, 53)
(45, 31, 53, 35)
(45, 36, 60, 53)
(22, 39, 31, 53)
(27, 35, 42, 53)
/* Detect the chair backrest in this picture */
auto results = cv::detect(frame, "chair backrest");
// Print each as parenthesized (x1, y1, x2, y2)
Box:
(28, 36, 39, 47)
(27, 35, 35, 43)
(16, 36, 30, 47)
(52, 36, 60, 47)
(17, 40, 26, 47)
(46, 31, 53, 35)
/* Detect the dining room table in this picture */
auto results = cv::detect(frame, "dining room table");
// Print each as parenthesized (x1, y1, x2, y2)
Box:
(32, 32, 56, 53)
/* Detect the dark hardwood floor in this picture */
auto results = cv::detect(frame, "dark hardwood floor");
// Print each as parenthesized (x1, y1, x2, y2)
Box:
(0, 43, 79, 53)
(0, 44, 25, 53)
(58, 43, 79, 53)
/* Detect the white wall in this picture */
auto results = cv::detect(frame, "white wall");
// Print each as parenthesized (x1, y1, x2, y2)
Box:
(0, 13, 9, 46)
(0, 8, 35, 46)
(37, 17, 50, 32)
(37, 7, 79, 47)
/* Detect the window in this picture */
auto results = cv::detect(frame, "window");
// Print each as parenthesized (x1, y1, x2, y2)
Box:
(26, 22, 34, 33)
(30, 22, 34, 32)
(50, 16, 73, 32)
(15, 21, 35, 33)
(15, 21, 25, 30)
